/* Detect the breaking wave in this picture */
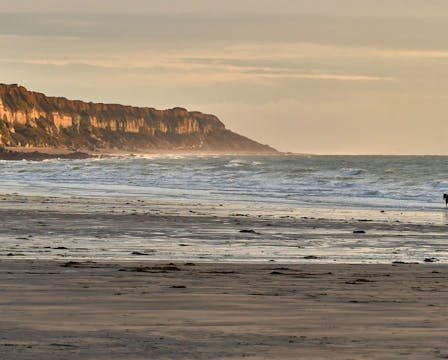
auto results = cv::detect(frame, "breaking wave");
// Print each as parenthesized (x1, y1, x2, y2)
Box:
(1, 155, 447, 211)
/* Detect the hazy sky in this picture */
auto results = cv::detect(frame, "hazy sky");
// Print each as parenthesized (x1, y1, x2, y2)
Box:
(1, 1, 448, 154)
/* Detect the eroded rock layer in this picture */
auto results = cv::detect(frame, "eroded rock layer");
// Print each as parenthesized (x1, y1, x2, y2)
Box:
(0, 84, 275, 153)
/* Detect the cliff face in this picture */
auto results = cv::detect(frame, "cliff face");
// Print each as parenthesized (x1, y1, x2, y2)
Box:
(0, 84, 276, 153)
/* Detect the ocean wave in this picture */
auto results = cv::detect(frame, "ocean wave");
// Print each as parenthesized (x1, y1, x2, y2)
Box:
(225, 159, 249, 168)
(340, 168, 365, 176)
(1, 155, 447, 211)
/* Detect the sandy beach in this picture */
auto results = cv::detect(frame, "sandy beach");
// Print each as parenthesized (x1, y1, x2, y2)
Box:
(1, 259, 447, 359)
(0, 194, 447, 359)
(3, 1, 448, 358)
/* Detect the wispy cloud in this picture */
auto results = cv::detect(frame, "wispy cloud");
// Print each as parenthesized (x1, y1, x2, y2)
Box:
(0, 58, 389, 83)
(209, 42, 448, 60)
(0, 41, 398, 84)
(0, 34, 79, 40)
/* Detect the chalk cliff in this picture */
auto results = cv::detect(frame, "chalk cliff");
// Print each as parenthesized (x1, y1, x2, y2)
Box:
(0, 84, 276, 153)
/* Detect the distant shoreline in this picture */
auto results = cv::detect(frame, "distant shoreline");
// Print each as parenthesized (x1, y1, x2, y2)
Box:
(0, 149, 92, 161)
(0, 146, 288, 161)
(4, 147, 448, 161)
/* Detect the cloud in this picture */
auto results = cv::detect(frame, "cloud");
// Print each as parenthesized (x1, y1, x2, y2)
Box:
(212, 42, 448, 60)
(3, 0, 448, 17)
(0, 58, 388, 84)
(0, 41, 400, 85)
(0, 34, 78, 40)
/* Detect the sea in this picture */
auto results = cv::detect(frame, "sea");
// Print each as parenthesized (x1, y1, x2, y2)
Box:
(1, 155, 447, 263)
(1, 154, 448, 213)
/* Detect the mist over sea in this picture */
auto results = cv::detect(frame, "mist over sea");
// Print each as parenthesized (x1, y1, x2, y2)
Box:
(1, 155, 448, 213)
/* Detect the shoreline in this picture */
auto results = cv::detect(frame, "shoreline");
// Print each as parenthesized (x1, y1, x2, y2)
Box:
(0, 147, 284, 161)
(0, 149, 93, 161)
(0, 192, 447, 358)
(1, 259, 447, 359)
(0, 193, 446, 264)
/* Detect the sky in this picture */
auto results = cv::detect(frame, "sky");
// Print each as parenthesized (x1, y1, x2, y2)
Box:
(1, 1, 448, 154)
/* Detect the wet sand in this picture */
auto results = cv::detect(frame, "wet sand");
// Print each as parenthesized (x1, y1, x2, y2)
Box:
(0, 194, 447, 263)
(0, 194, 447, 359)
(1, 259, 447, 359)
